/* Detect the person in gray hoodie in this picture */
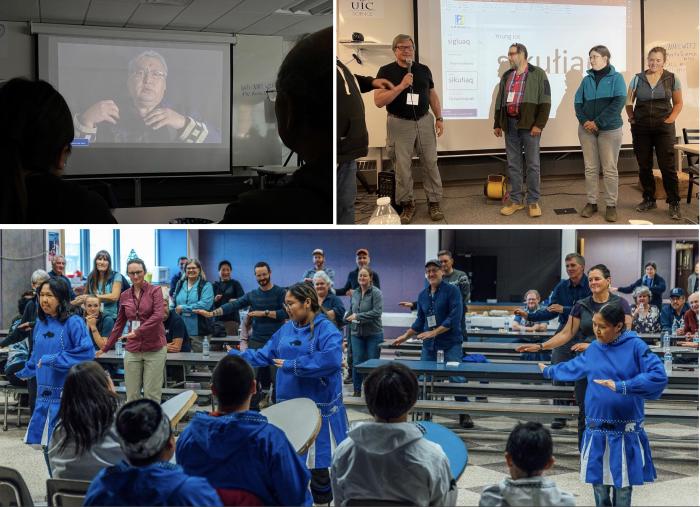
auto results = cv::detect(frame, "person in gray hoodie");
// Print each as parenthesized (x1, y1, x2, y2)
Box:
(479, 421, 575, 507)
(331, 362, 457, 506)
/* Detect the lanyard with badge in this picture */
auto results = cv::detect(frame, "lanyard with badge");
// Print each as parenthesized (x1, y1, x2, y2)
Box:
(405, 64, 420, 107)
(426, 287, 438, 330)
(506, 71, 526, 104)
(128, 288, 143, 335)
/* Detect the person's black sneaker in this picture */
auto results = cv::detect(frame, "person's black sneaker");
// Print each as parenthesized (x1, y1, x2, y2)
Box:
(459, 414, 474, 429)
(551, 418, 567, 429)
(636, 199, 657, 212)
(352, 390, 361, 397)
(669, 203, 681, 220)
(343, 376, 353, 385)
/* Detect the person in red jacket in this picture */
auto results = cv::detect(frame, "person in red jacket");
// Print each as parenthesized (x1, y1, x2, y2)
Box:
(97, 258, 166, 402)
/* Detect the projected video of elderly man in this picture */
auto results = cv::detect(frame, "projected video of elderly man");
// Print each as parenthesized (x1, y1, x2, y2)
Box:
(73, 50, 211, 143)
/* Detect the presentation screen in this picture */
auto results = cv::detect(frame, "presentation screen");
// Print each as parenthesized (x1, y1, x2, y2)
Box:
(38, 34, 231, 176)
(417, 0, 643, 150)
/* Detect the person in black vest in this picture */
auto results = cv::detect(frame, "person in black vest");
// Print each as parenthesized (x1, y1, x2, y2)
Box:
(626, 46, 684, 220)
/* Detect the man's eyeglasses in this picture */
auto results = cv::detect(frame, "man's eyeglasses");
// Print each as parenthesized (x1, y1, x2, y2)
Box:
(131, 69, 167, 81)
(395, 45, 414, 52)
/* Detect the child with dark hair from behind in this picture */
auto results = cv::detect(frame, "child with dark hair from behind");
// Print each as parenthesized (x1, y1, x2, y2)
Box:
(331, 362, 457, 506)
(479, 421, 575, 506)
(176, 355, 312, 506)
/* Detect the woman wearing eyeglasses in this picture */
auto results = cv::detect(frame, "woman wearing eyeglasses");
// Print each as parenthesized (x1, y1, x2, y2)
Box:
(227, 282, 347, 506)
(172, 258, 214, 353)
(97, 258, 166, 403)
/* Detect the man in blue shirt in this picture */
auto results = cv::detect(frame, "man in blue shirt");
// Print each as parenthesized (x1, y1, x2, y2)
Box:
(514, 253, 591, 430)
(169, 256, 188, 297)
(660, 287, 690, 333)
(197, 261, 286, 405)
(393, 259, 472, 428)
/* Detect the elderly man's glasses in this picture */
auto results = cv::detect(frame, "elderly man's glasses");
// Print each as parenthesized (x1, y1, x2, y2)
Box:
(131, 69, 167, 81)
(395, 45, 414, 51)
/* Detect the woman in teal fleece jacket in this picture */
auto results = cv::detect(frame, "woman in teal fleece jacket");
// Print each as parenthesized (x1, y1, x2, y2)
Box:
(574, 45, 627, 222)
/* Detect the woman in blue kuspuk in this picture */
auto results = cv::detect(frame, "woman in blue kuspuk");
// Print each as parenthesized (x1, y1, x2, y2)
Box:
(17, 278, 94, 447)
(539, 301, 667, 507)
(227, 282, 347, 505)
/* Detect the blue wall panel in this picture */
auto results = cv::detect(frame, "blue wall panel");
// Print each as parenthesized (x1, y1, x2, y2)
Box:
(197, 230, 427, 311)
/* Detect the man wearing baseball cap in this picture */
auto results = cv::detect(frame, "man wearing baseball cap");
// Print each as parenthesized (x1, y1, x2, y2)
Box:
(660, 287, 690, 333)
(337, 248, 381, 297)
(393, 259, 473, 428)
(302, 248, 336, 285)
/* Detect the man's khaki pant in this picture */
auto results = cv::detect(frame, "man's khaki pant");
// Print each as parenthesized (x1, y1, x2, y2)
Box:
(386, 113, 443, 205)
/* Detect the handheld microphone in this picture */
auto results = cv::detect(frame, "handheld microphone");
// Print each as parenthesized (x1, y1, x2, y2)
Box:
(406, 58, 413, 74)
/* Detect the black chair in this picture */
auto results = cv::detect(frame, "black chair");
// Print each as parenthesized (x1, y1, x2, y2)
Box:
(0, 466, 34, 507)
(46, 478, 91, 507)
(682, 128, 698, 203)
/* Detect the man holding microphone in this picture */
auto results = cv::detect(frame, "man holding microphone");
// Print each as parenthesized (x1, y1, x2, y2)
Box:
(375, 34, 445, 224)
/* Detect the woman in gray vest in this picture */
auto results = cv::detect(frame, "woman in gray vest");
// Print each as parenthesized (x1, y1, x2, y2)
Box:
(345, 267, 384, 397)
(517, 264, 632, 448)
(626, 46, 684, 220)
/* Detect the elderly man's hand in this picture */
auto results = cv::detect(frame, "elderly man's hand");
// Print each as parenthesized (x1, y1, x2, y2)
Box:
(81, 100, 120, 128)
(144, 108, 186, 130)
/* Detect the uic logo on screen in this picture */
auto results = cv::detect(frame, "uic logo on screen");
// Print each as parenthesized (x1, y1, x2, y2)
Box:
(351, 1, 374, 11)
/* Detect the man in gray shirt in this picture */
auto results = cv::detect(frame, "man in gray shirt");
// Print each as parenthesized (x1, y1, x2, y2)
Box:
(438, 249, 470, 334)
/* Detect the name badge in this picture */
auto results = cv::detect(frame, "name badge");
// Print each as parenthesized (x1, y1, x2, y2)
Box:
(507, 91, 515, 103)
(427, 315, 437, 328)
(407, 93, 420, 106)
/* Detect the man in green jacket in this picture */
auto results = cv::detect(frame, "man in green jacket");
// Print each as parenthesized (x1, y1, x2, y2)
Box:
(494, 43, 551, 218)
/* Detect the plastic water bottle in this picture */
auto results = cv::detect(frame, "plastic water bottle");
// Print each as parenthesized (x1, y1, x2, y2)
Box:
(465, 314, 471, 331)
(436, 349, 445, 364)
(202, 337, 210, 357)
(664, 350, 673, 375)
(505, 318, 511, 333)
(662, 332, 670, 351)
(368, 197, 401, 225)
(115, 339, 123, 357)
(671, 319, 679, 337)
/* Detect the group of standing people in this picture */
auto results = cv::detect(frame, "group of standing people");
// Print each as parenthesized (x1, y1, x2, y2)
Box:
(338, 36, 687, 223)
